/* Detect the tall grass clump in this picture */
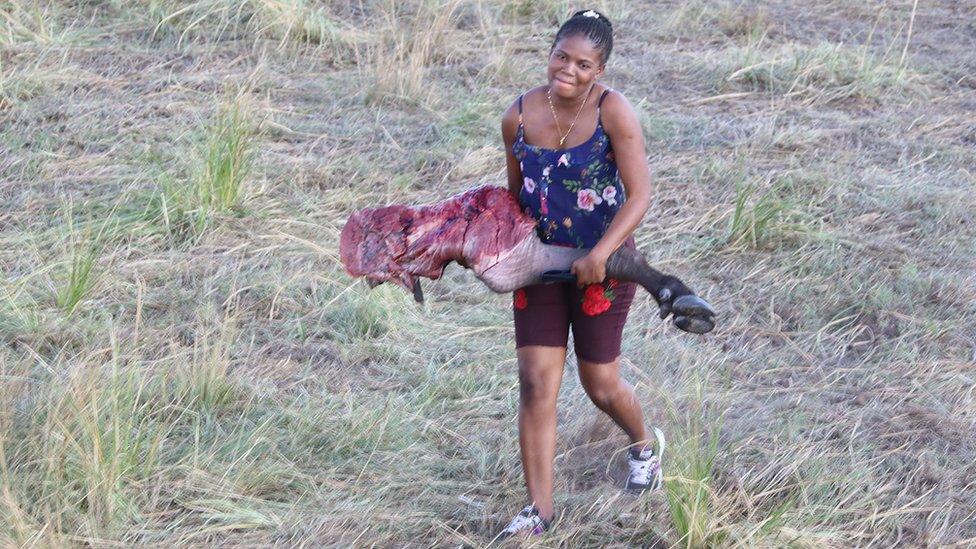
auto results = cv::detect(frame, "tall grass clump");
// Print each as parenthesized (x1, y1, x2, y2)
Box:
(57, 238, 103, 315)
(726, 179, 787, 250)
(666, 429, 723, 548)
(197, 97, 256, 212)
(54, 203, 114, 315)
(685, 159, 797, 252)
(361, 0, 462, 105)
(0, 312, 258, 542)
(152, 95, 257, 242)
(663, 377, 726, 548)
(0, 352, 169, 540)
(248, 0, 342, 46)
(167, 315, 240, 412)
(0, 0, 71, 45)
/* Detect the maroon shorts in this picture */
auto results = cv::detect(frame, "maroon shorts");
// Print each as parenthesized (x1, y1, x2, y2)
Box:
(512, 240, 638, 364)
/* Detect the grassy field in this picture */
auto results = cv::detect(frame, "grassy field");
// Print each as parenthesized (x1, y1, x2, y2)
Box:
(1, 0, 974, 546)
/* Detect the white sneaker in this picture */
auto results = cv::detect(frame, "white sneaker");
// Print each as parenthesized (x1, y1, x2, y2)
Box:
(494, 504, 551, 541)
(626, 427, 666, 492)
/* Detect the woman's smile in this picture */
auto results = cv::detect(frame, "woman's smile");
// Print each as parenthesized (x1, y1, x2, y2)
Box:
(552, 77, 575, 90)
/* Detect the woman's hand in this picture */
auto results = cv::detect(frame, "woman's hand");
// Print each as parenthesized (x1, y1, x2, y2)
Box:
(571, 250, 609, 287)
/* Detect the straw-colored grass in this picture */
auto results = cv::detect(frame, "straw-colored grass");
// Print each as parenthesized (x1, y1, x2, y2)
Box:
(0, 0, 73, 45)
(712, 39, 923, 105)
(663, 377, 726, 548)
(726, 178, 788, 250)
(0, 49, 67, 110)
(358, 0, 465, 105)
(142, 0, 356, 50)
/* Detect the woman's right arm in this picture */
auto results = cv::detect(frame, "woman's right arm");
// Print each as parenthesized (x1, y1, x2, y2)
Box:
(501, 101, 522, 198)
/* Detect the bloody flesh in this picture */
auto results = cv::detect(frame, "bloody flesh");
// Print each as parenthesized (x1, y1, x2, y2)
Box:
(340, 185, 537, 292)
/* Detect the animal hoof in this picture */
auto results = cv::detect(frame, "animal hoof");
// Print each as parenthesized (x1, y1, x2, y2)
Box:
(672, 295, 716, 334)
(672, 295, 715, 319)
(674, 315, 715, 334)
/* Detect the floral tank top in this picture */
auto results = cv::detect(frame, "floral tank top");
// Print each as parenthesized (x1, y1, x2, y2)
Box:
(511, 88, 625, 248)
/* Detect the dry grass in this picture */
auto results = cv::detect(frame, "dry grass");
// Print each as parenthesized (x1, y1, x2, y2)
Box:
(1, 0, 975, 546)
(1, 0, 74, 46)
(358, 0, 466, 105)
(703, 37, 925, 106)
(140, 0, 358, 51)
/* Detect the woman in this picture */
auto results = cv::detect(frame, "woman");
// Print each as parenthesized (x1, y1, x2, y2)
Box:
(496, 9, 665, 539)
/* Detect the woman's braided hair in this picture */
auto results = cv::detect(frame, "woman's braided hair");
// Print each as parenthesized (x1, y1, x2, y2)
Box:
(552, 9, 614, 64)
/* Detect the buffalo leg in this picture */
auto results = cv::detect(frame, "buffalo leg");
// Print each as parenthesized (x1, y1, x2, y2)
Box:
(605, 246, 716, 334)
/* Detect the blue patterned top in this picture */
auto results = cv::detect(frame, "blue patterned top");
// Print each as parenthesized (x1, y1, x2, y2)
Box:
(511, 88, 625, 248)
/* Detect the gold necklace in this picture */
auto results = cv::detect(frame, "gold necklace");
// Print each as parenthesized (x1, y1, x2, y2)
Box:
(547, 84, 593, 148)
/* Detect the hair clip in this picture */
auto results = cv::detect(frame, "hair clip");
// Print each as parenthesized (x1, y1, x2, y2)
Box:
(582, 10, 599, 18)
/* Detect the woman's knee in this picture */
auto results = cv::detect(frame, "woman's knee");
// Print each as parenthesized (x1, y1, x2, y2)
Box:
(578, 361, 624, 409)
(518, 366, 558, 404)
(584, 381, 621, 410)
(517, 347, 565, 405)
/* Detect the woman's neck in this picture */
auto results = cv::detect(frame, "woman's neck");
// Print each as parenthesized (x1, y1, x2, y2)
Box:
(549, 84, 595, 111)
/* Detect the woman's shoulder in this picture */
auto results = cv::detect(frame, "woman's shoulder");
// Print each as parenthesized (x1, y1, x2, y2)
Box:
(502, 86, 547, 131)
(500, 98, 521, 137)
(513, 85, 548, 108)
(597, 87, 638, 133)
(597, 86, 631, 111)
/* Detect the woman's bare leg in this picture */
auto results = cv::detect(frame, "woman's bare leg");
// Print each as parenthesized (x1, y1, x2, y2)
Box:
(516, 345, 567, 521)
(577, 357, 652, 450)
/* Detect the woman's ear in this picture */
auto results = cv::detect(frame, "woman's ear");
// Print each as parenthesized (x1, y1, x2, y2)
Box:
(596, 64, 606, 79)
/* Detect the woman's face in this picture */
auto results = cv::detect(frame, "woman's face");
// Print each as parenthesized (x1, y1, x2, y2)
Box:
(547, 34, 605, 99)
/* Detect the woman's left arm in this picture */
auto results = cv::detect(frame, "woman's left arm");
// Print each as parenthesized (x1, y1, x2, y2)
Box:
(570, 91, 652, 286)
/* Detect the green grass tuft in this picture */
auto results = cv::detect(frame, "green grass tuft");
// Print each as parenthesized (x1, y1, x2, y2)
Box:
(727, 179, 788, 249)
(0, 1, 972, 545)
(55, 203, 114, 316)
(663, 377, 727, 548)
(4, 355, 167, 537)
(196, 99, 255, 212)
(168, 316, 241, 412)
(146, 0, 352, 50)
(148, 94, 257, 243)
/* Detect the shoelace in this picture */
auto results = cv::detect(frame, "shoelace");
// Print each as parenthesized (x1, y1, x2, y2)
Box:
(501, 505, 547, 535)
(629, 456, 660, 482)
(503, 507, 536, 531)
